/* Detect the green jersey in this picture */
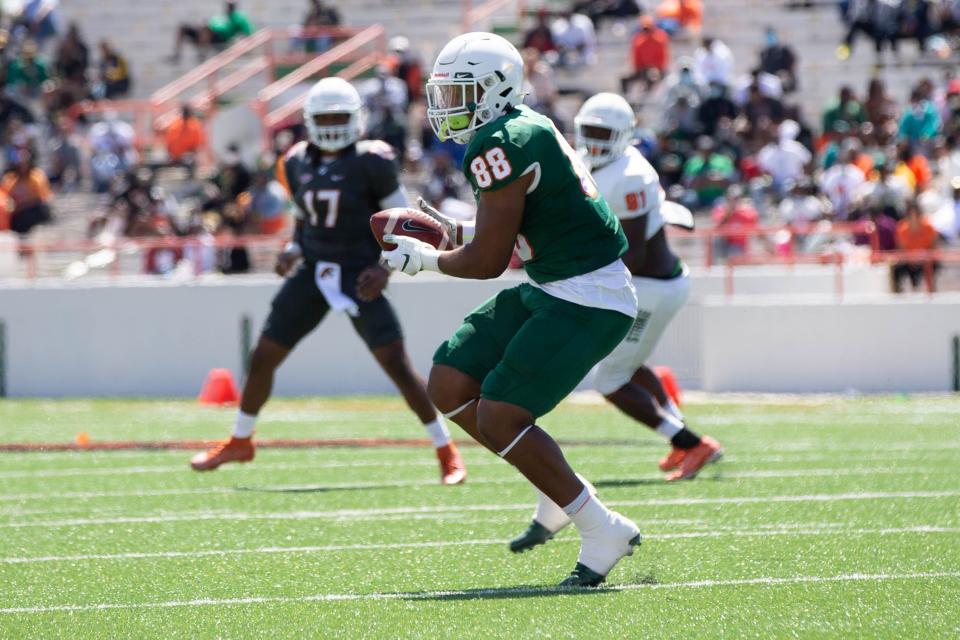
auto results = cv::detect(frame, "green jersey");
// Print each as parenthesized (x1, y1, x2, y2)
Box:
(463, 105, 628, 284)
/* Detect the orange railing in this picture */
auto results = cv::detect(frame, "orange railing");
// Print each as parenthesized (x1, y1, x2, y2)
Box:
(67, 26, 381, 156)
(666, 220, 879, 267)
(253, 24, 386, 146)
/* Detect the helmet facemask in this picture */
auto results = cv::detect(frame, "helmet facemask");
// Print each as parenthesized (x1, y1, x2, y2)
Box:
(305, 110, 364, 152)
(427, 72, 507, 144)
(575, 121, 631, 170)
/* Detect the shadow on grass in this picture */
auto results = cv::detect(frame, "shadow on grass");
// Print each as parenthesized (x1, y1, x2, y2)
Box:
(401, 574, 661, 602)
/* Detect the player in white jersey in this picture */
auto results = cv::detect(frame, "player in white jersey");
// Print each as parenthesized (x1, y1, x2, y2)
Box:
(509, 92, 723, 553)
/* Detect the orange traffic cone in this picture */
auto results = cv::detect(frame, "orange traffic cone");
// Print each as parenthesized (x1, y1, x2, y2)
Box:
(654, 365, 682, 407)
(198, 368, 240, 406)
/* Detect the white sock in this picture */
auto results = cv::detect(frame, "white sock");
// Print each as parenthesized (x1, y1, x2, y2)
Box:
(533, 473, 596, 532)
(665, 398, 684, 421)
(232, 411, 257, 439)
(565, 491, 612, 532)
(655, 414, 684, 442)
(423, 415, 451, 448)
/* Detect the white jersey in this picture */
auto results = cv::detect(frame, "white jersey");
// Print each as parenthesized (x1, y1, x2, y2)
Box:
(592, 145, 664, 240)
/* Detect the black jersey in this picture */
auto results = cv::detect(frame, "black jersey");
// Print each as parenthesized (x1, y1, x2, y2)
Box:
(280, 139, 401, 268)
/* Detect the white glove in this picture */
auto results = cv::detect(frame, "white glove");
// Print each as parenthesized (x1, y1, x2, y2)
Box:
(417, 197, 458, 244)
(382, 234, 441, 275)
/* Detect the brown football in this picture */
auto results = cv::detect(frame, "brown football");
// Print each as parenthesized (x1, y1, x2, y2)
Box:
(370, 207, 453, 251)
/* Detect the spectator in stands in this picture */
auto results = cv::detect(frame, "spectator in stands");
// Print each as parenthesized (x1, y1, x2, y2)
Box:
(778, 178, 832, 228)
(893, 200, 940, 292)
(863, 160, 912, 218)
(164, 105, 206, 176)
(551, 9, 598, 67)
(301, 0, 340, 53)
(522, 48, 558, 111)
(697, 81, 737, 136)
(758, 26, 797, 93)
(0, 189, 12, 232)
(46, 116, 82, 192)
(661, 95, 700, 141)
(89, 112, 137, 192)
(522, 9, 557, 55)
(823, 86, 866, 135)
(1, 149, 52, 235)
(573, 0, 642, 27)
(620, 16, 670, 99)
(819, 146, 867, 219)
(170, 1, 254, 63)
(693, 37, 734, 88)
(54, 22, 88, 86)
(384, 37, 423, 105)
(898, 88, 942, 145)
(95, 40, 131, 99)
(12, 0, 60, 51)
(863, 78, 898, 128)
(732, 68, 783, 108)
(0, 94, 35, 128)
(422, 149, 473, 216)
(655, 0, 703, 36)
(360, 66, 409, 156)
(758, 120, 813, 197)
(240, 157, 289, 235)
(711, 184, 759, 258)
(6, 39, 49, 99)
(741, 82, 785, 130)
(682, 135, 737, 208)
(895, 141, 932, 191)
(660, 59, 704, 111)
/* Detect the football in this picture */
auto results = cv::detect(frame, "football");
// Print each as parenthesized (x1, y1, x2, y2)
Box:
(369, 207, 454, 251)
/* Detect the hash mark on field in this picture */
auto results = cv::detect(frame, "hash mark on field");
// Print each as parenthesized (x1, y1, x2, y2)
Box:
(2, 571, 959, 613)
(2, 525, 957, 565)
(2, 490, 958, 529)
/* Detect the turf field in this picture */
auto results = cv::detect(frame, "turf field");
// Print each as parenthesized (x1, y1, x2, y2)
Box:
(1, 395, 959, 639)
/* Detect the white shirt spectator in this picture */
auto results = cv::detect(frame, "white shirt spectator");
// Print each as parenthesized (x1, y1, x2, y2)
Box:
(551, 13, 597, 65)
(819, 163, 866, 218)
(732, 71, 783, 106)
(779, 194, 829, 225)
(758, 121, 811, 191)
(693, 39, 734, 87)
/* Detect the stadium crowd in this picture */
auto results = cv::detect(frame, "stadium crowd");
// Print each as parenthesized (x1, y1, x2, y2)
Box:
(0, 0, 958, 290)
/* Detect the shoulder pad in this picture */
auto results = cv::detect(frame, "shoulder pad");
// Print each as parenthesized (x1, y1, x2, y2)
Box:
(356, 139, 396, 161)
(284, 140, 309, 162)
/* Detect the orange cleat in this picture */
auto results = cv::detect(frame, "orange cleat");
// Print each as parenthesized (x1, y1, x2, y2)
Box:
(436, 442, 466, 485)
(658, 447, 687, 472)
(666, 436, 723, 481)
(190, 436, 255, 471)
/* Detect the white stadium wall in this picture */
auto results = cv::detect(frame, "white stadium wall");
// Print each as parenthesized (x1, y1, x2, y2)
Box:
(1, 265, 953, 397)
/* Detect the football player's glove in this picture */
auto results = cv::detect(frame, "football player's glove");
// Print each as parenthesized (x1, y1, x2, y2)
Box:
(417, 197, 476, 246)
(382, 234, 441, 275)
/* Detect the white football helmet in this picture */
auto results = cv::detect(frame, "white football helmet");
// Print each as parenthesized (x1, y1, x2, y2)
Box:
(303, 77, 365, 152)
(426, 32, 524, 145)
(574, 92, 637, 170)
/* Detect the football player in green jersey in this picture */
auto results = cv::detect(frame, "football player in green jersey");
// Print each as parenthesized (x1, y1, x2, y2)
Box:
(383, 33, 641, 587)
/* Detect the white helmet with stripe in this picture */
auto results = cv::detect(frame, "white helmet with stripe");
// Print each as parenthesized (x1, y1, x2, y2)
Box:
(426, 32, 524, 145)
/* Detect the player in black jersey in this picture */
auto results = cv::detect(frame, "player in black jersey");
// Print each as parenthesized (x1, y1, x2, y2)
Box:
(190, 77, 467, 484)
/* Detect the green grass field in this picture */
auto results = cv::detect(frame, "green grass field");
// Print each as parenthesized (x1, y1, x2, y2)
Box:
(1, 395, 959, 639)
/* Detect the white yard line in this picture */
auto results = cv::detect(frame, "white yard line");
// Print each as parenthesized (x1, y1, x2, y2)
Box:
(0, 457, 952, 488)
(1, 525, 957, 565)
(1, 490, 957, 529)
(2, 571, 958, 614)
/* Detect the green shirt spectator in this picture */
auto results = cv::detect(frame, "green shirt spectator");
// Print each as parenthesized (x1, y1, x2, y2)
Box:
(822, 86, 865, 135)
(208, 6, 254, 42)
(7, 46, 49, 94)
(682, 138, 736, 207)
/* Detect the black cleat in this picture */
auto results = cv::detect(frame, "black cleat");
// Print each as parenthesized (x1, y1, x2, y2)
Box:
(508, 520, 555, 553)
(559, 562, 607, 587)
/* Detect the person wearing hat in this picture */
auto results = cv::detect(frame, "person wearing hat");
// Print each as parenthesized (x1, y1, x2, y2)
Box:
(620, 15, 670, 99)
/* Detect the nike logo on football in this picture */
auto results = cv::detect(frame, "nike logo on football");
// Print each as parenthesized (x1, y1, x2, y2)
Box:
(401, 220, 435, 234)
